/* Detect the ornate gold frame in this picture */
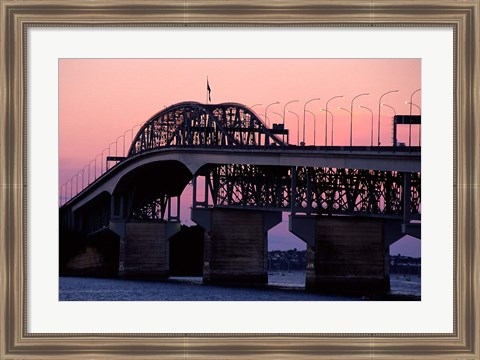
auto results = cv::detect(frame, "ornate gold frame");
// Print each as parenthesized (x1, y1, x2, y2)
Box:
(1, 1, 478, 358)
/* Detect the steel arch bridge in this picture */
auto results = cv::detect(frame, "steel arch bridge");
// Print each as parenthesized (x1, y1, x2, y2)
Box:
(128, 101, 286, 156)
(60, 102, 421, 238)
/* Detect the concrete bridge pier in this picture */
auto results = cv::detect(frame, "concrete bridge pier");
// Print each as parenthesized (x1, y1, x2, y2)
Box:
(110, 220, 181, 279)
(192, 208, 281, 285)
(289, 215, 391, 295)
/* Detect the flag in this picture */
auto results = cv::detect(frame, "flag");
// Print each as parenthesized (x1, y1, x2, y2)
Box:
(207, 78, 211, 102)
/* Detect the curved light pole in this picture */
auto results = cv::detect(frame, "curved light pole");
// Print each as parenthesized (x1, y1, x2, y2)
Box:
(406, 101, 422, 146)
(305, 110, 316, 146)
(283, 100, 299, 142)
(359, 105, 374, 147)
(130, 123, 142, 143)
(382, 103, 396, 115)
(94, 153, 103, 180)
(378, 90, 399, 147)
(382, 103, 396, 146)
(115, 135, 124, 157)
(303, 98, 321, 146)
(349, 93, 369, 148)
(71, 175, 78, 197)
(106, 141, 116, 171)
(325, 95, 343, 147)
(101, 147, 110, 174)
(81, 167, 88, 191)
(288, 111, 300, 145)
(124, 123, 142, 156)
(320, 109, 334, 146)
(264, 101, 280, 127)
(88, 159, 95, 185)
(405, 101, 421, 113)
(123, 129, 132, 156)
(408, 89, 421, 115)
(79, 170, 85, 192)
(67, 179, 72, 200)
(408, 88, 421, 147)
(79, 171, 84, 193)
(250, 103, 262, 109)
(77, 172, 83, 194)
(59, 184, 65, 206)
(338, 107, 352, 146)
(70, 178, 75, 200)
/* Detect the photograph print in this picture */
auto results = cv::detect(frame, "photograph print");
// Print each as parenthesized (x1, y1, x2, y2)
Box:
(58, 58, 421, 301)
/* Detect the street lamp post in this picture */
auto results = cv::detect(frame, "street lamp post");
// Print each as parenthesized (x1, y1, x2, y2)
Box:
(303, 98, 321, 146)
(106, 142, 116, 171)
(115, 135, 123, 157)
(288, 111, 300, 146)
(265, 101, 280, 127)
(408, 88, 421, 146)
(72, 175, 78, 197)
(123, 129, 132, 156)
(381, 103, 396, 146)
(101, 147, 110, 173)
(305, 110, 316, 146)
(283, 100, 299, 143)
(88, 159, 95, 185)
(320, 109, 334, 146)
(81, 167, 88, 190)
(125, 124, 141, 156)
(409, 89, 421, 115)
(68, 179, 73, 200)
(378, 90, 399, 147)
(325, 95, 343, 147)
(350, 93, 370, 148)
(94, 153, 103, 180)
(406, 101, 422, 146)
(130, 123, 142, 147)
(59, 184, 65, 206)
(359, 105, 374, 147)
(250, 103, 262, 109)
(272, 111, 286, 141)
(405, 101, 421, 113)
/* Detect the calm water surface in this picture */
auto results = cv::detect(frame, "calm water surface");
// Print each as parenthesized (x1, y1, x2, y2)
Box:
(59, 271, 420, 301)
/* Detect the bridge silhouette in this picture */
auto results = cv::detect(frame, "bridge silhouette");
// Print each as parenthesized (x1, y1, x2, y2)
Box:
(60, 101, 421, 295)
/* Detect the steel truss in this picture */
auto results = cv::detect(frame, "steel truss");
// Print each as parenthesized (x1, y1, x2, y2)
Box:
(82, 196, 111, 235)
(196, 164, 421, 219)
(128, 102, 285, 155)
(130, 195, 180, 222)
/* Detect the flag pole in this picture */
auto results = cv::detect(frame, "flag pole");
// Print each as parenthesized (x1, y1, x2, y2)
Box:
(206, 76, 212, 104)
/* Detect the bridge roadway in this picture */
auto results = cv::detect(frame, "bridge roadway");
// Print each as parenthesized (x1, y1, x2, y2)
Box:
(64, 145, 420, 212)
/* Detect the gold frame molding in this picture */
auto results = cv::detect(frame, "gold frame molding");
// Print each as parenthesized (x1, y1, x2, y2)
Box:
(1, 1, 478, 359)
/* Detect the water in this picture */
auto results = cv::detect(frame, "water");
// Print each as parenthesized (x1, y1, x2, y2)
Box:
(59, 271, 420, 301)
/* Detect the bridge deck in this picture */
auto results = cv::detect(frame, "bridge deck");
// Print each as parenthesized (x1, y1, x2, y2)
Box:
(61, 145, 420, 210)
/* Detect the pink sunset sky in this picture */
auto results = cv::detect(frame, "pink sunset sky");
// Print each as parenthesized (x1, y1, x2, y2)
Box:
(59, 58, 421, 255)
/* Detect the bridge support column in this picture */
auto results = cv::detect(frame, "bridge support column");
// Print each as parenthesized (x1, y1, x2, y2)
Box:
(289, 215, 390, 295)
(110, 220, 180, 279)
(192, 208, 281, 285)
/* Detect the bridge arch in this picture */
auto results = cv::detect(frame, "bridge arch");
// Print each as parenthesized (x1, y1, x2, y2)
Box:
(112, 160, 192, 220)
(128, 102, 285, 156)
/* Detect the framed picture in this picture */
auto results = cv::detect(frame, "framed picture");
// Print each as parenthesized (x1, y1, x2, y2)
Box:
(1, 0, 478, 358)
